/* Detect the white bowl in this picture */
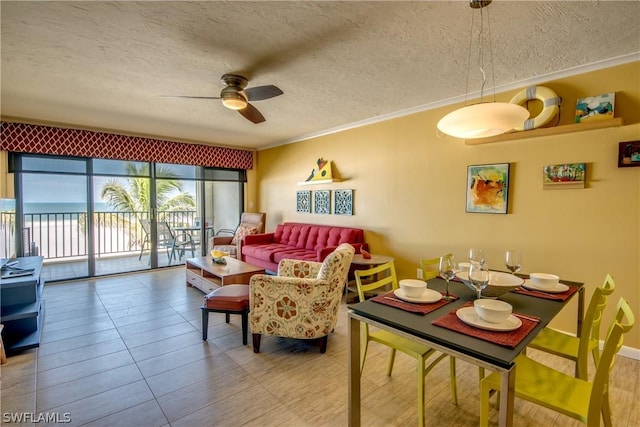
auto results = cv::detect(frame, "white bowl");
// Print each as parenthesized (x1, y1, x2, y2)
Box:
(399, 279, 427, 298)
(529, 273, 560, 288)
(455, 271, 524, 298)
(474, 299, 513, 323)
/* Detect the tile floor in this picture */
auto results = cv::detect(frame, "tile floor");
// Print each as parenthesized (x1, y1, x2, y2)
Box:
(1, 268, 638, 426)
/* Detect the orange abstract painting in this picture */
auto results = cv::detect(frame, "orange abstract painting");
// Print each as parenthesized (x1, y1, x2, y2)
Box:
(466, 163, 510, 214)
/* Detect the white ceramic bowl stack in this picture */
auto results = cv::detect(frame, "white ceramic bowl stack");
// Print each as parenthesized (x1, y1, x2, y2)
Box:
(529, 273, 560, 288)
(399, 279, 427, 298)
(474, 299, 513, 323)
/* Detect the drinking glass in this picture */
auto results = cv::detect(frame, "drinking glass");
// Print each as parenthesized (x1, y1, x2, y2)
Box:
(439, 254, 457, 301)
(469, 248, 485, 267)
(505, 250, 522, 275)
(469, 262, 489, 299)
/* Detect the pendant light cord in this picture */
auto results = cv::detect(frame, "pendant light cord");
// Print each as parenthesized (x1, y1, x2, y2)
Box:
(465, 2, 496, 105)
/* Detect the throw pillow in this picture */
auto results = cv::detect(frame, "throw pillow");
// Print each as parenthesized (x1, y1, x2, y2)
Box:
(231, 224, 259, 244)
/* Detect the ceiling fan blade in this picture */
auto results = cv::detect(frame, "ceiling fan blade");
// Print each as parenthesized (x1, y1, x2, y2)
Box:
(239, 103, 265, 124)
(161, 95, 221, 100)
(244, 85, 283, 101)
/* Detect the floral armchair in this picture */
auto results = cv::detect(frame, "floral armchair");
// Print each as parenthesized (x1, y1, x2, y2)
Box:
(249, 243, 355, 353)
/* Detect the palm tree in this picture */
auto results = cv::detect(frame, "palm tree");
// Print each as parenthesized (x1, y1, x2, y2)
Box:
(100, 164, 195, 214)
(100, 163, 196, 249)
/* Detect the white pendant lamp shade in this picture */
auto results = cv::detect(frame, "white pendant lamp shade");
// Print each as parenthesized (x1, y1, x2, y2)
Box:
(437, 0, 531, 140)
(437, 102, 529, 139)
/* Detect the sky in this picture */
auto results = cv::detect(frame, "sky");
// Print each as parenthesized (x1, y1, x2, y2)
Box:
(21, 174, 196, 204)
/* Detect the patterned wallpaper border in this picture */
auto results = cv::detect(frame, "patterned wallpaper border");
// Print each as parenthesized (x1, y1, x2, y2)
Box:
(0, 121, 253, 169)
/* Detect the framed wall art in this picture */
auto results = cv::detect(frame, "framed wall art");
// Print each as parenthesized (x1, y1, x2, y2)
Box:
(333, 189, 353, 215)
(313, 190, 331, 214)
(543, 163, 586, 189)
(466, 163, 510, 214)
(618, 141, 640, 168)
(575, 92, 615, 123)
(296, 190, 311, 213)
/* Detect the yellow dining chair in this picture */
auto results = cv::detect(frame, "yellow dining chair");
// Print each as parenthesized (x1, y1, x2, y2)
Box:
(528, 274, 615, 380)
(480, 297, 634, 427)
(420, 253, 452, 281)
(354, 261, 457, 427)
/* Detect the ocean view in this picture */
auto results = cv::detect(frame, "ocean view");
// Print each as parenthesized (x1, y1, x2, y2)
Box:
(24, 202, 114, 214)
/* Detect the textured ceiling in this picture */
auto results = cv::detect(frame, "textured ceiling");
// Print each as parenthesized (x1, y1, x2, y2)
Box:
(1, 1, 639, 150)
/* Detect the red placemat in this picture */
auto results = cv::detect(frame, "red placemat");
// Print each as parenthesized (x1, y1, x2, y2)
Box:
(512, 285, 579, 301)
(371, 291, 457, 315)
(431, 302, 540, 348)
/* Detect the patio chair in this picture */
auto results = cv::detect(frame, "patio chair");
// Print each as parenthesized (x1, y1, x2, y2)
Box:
(138, 219, 181, 262)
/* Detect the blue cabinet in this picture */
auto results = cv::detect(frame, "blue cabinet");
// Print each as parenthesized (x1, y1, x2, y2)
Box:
(1, 256, 44, 354)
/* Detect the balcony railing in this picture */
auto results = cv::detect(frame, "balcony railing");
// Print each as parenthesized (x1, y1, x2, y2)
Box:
(1, 210, 198, 260)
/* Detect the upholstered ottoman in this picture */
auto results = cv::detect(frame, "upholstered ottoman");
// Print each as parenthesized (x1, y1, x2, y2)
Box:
(201, 284, 250, 345)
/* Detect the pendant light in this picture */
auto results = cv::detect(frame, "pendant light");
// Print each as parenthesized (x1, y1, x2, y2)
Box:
(437, 0, 529, 139)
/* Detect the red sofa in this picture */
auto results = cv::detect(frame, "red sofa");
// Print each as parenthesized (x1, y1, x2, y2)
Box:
(241, 222, 368, 272)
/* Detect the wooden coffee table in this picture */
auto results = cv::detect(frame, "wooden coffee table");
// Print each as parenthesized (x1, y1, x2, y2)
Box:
(185, 256, 265, 294)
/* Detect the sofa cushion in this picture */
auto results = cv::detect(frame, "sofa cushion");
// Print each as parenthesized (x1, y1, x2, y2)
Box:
(243, 222, 367, 272)
(273, 248, 317, 264)
(242, 243, 292, 262)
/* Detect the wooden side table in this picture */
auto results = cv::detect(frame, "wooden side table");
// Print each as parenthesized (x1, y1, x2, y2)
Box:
(347, 254, 395, 302)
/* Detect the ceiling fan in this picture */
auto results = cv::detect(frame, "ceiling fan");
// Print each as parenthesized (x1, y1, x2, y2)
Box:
(168, 74, 283, 124)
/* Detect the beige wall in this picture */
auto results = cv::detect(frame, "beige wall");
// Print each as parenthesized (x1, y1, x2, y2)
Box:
(256, 62, 640, 351)
(0, 151, 14, 199)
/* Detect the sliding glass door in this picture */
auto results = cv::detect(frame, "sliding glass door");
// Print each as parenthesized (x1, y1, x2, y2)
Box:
(92, 159, 152, 275)
(154, 163, 199, 267)
(9, 153, 247, 281)
(19, 156, 90, 282)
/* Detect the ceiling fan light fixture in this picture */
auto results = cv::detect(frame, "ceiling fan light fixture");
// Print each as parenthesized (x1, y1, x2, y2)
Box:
(221, 92, 248, 110)
(438, 0, 529, 139)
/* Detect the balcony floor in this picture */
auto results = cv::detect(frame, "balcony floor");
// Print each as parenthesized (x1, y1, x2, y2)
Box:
(41, 250, 197, 283)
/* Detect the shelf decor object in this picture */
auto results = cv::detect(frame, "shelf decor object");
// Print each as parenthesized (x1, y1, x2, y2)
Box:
(464, 117, 623, 145)
(296, 190, 311, 213)
(543, 163, 586, 189)
(466, 163, 510, 214)
(618, 141, 640, 168)
(509, 86, 560, 131)
(575, 92, 615, 123)
(298, 157, 341, 185)
(334, 189, 354, 215)
(314, 190, 331, 214)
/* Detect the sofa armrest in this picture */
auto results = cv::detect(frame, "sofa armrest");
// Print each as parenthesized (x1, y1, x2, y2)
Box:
(278, 259, 323, 278)
(318, 242, 368, 261)
(244, 232, 275, 245)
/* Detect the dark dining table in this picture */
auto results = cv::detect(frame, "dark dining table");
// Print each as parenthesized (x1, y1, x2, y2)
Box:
(347, 275, 584, 427)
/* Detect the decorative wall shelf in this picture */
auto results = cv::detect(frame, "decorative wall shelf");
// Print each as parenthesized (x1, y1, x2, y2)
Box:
(464, 117, 624, 145)
(297, 178, 341, 186)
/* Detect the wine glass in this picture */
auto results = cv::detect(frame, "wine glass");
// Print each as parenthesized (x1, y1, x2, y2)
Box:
(439, 254, 457, 301)
(505, 250, 522, 275)
(469, 248, 485, 267)
(469, 262, 489, 299)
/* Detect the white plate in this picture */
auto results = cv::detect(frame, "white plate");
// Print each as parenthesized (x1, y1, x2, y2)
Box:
(394, 288, 442, 304)
(522, 280, 569, 293)
(456, 307, 522, 331)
